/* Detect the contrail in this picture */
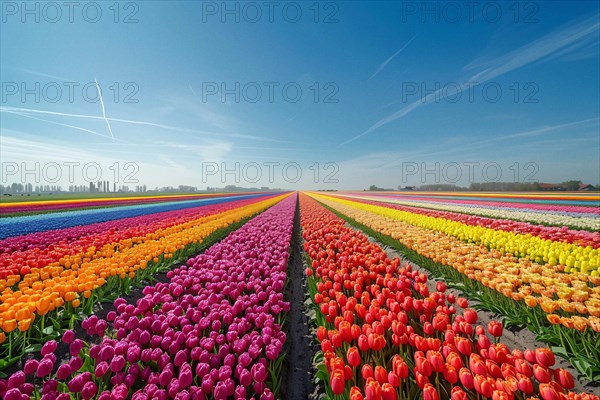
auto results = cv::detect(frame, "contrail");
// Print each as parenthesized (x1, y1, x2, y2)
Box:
(369, 35, 417, 81)
(0, 105, 295, 143)
(95, 78, 114, 140)
(2, 109, 112, 139)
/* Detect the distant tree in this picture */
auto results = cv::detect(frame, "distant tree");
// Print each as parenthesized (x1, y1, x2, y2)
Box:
(560, 180, 582, 191)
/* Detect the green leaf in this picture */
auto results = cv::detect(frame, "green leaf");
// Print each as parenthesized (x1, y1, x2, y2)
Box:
(24, 343, 42, 353)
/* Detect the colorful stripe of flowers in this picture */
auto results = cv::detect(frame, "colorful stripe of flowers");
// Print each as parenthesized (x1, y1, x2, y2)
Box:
(0, 193, 272, 238)
(365, 193, 600, 214)
(0, 193, 248, 215)
(0, 195, 286, 351)
(332, 195, 599, 249)
(0, 195, 277, 280)
(0, 193, 296, 399)
(310, 193, 600, 324)
(299, 193, 599, 400)
(320, 195, 600, 276)
(340, 194, 599, 231)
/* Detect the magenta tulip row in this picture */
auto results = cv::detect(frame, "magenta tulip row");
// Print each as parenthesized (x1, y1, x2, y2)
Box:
(0, 194, 297, 400)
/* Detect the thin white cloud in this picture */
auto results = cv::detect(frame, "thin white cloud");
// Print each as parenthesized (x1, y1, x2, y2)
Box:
(0, 106, 280, 142)
(369, 35, 417, 81)
(2, 109, 112, 140)
(95, 78, 115, 140)
(22, 69, 74, 82)
(342, 15, 600, 146)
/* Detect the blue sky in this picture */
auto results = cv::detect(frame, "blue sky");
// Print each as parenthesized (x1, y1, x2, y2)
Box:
(1, 1, 599, 190)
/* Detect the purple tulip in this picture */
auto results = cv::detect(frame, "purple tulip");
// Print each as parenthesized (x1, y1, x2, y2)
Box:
(81, 381, 98, 399)
(158, 368, 173, 388)
(69, 356, 84, 372)
(95, 361, 109, 377)
(23, 359, 39, 375)
(7, 372, 25, 389)
(4, 389, 22, 400)
(239, 368, 252, 387)
(55, 364, 72, 380)
(251, 363, 267, 383)
(41, 379, 58, 394)
(61, 330, 75, 344)
(41, 340, 58, 356)
(179, 364, 193, 388)
(110, 355, 126, 373)
(36, 358, 54, 378)
(111, 383, 129, 400)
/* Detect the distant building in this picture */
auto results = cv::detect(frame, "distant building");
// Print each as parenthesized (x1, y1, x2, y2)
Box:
(579, 183, 596, 191)
(538, 183, 563, 191)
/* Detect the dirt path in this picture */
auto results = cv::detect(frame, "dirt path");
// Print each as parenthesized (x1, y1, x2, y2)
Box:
(283, 199, 317, 400)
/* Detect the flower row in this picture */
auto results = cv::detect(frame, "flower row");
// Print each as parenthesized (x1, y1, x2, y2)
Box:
(299, 193, 598, 400)
(342, 194, 599, 231)
(0, 193, 269, 238)
(0, 195, 275, 280)
(0, 193, 297, 399)
(0, 195, 286, 338)
(309, 194, 600, 331)
(322, 195, 599, 276)
(335, 195, 599, 249)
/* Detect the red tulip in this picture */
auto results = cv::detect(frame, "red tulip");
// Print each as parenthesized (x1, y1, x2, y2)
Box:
(459, 368, 474, 390)
(539, 383, 561, 400)
(387, 371, 400, 388)
(456, 337, 472, 356)
(422, 384, 439, 400)
(533, 364, 552, 383)
(330, 370, 345, 395)
(414, 370, 429, 389)
(443, 364, 458, 384)
(516, 373, 534, 394)
(374, 366, 388, 385)
(365, 378, 382, 400)
(492, 390, 513, 400)
(415, 356, 432, 376)
(464, 308, 477, 324)
(553, 368, 574, 390)
(524, 349, 536, 364)
(486, 359, 503, 379)
(362, 364, 374, 380)
(535, 348, 556, 368)
(488, 321, 503, 337)
(350, 386, 364, 400)
(347, 347, 361, 367)
(451, 386, 467, 400)
(358, 335, 370, 352)
(427, 351, 444, 373)
(514, 358, 533, 377)
(446, 351, 463, 370)
(435, 281, 447, 292)
(474, 374, 494, 398)
(381, 383, 395, 400)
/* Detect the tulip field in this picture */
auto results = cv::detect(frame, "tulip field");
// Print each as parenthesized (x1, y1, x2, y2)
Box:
(0, 191, 599, 399)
